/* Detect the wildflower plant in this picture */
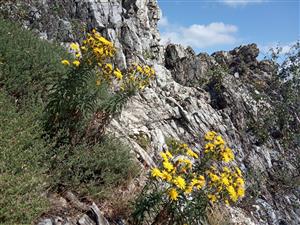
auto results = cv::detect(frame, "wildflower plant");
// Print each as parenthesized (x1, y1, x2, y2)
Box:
(132, 132, 245, 225)
(43, 29, 155, 144)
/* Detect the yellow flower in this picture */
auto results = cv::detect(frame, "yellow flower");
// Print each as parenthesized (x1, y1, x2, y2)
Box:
(165, 150, 173, 159)
(113, 68, 123, 80)
(196, 175, 206, 189)
(221, 148, 234, 162)
(162, 170, 172, 182)
(221, 176, 230, 186)
(72, 60, 80, 67)
(208, 194, 217, 203)
(163, 161, 174, 172)
(96, 80, 101, 86)
(70, 42, 80, 51)
(227, 185, 238, 202)
(104, 63, 113, 73)
(186, 148, 198, 159)
(191, 178, 199, 186)
(178, 158, 192, 168)
(181, 143, 189, 149)
(151, 168, 163, 178)
(94, 32, 102, 40)
(87, 37, 95, 46)
(136, 65, 143, 73)
(215, 135, 225, 146)
(205, 131, 217, 141)
(93, 47, 104, 56)
(168, 188, 178, 201)
(143, 65, 151, 75)
(236, 177, 245, 186)
(99, 36, 113, 46)
(173, 176, 186, 190)
(160, 152, 168, 162)
(189, 177, 205, 190)
(217, 185, 223, 192)
(139, 84, 145, 90)
(204, 143, 215, 152)
(223, 166, 231, 174)
(236, 187, 245, 198)
(221, 152, 230, 163)
(209, 173, 219, 182)
(61, 59, 70, 66)
(185, 185, 193, 194)
(235, 167, 242, 176)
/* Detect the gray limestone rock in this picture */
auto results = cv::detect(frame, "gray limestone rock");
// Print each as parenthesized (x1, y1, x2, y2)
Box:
(37, 219, 53, 225)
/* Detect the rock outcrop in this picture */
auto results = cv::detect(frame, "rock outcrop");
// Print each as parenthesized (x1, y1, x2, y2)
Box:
(110, 53, 300, 225)
(1, 1, 299, 225)
(165, 43, 277, 86)
(37, 192, 110, 225)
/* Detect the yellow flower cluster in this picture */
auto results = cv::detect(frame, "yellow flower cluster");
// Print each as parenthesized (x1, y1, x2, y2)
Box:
(61, 29, 155, 92)
(121, 63, 155, 91)
(205, 165, 245, 204)
(203, 131, 245, 204)
(151, 143, 205, 202)
(61, 43, 82, 67)
(150, 132, 245, 205)
(204, 131, 235, 163)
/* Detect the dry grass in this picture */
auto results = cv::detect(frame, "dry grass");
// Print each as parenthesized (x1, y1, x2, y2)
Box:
(205, 205, 232, 225)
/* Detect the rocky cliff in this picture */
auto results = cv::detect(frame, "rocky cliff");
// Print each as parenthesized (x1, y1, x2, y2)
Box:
(111, 43, 300, 225)
(1, 1, 299, 225)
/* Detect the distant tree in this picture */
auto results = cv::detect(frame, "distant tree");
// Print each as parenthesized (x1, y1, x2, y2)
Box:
(268, 41, 300, 148)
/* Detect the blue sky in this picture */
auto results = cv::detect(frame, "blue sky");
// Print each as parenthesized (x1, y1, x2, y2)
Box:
(157, 0, 300, 57)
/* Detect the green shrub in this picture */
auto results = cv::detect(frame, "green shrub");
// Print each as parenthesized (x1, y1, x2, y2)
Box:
(204, 66, 228, 110)
(0, 19, 70, 102)
(251, 42, 300, 148)
(48, 136, 139, 198)
(0, 92, 49, 224)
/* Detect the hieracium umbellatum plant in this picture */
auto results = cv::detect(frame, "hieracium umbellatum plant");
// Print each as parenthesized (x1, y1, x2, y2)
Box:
(43, 29, 155, 144)
(132, 131, 245, 225)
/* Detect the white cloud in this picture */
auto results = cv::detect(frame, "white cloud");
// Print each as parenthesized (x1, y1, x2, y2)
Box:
(158, 15, 169, 27)
(221, 0, 265, 7)
(159, 21, 238, 49)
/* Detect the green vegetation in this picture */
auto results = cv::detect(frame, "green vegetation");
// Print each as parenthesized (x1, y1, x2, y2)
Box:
(131, 132, 151, 150)
(249, 42, 300, 148)
(0, 19, 70, 102)
(0, 92, 49, 224)
(204, 66, 228, 110)
(49, 136, 138, 198)
(0, 19, 139, 224)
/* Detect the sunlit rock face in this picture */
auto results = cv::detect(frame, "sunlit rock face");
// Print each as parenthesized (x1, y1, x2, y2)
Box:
(2, 0, 163, 68)
(111, 45, 299, 225)
(2, 1, 299, 225)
